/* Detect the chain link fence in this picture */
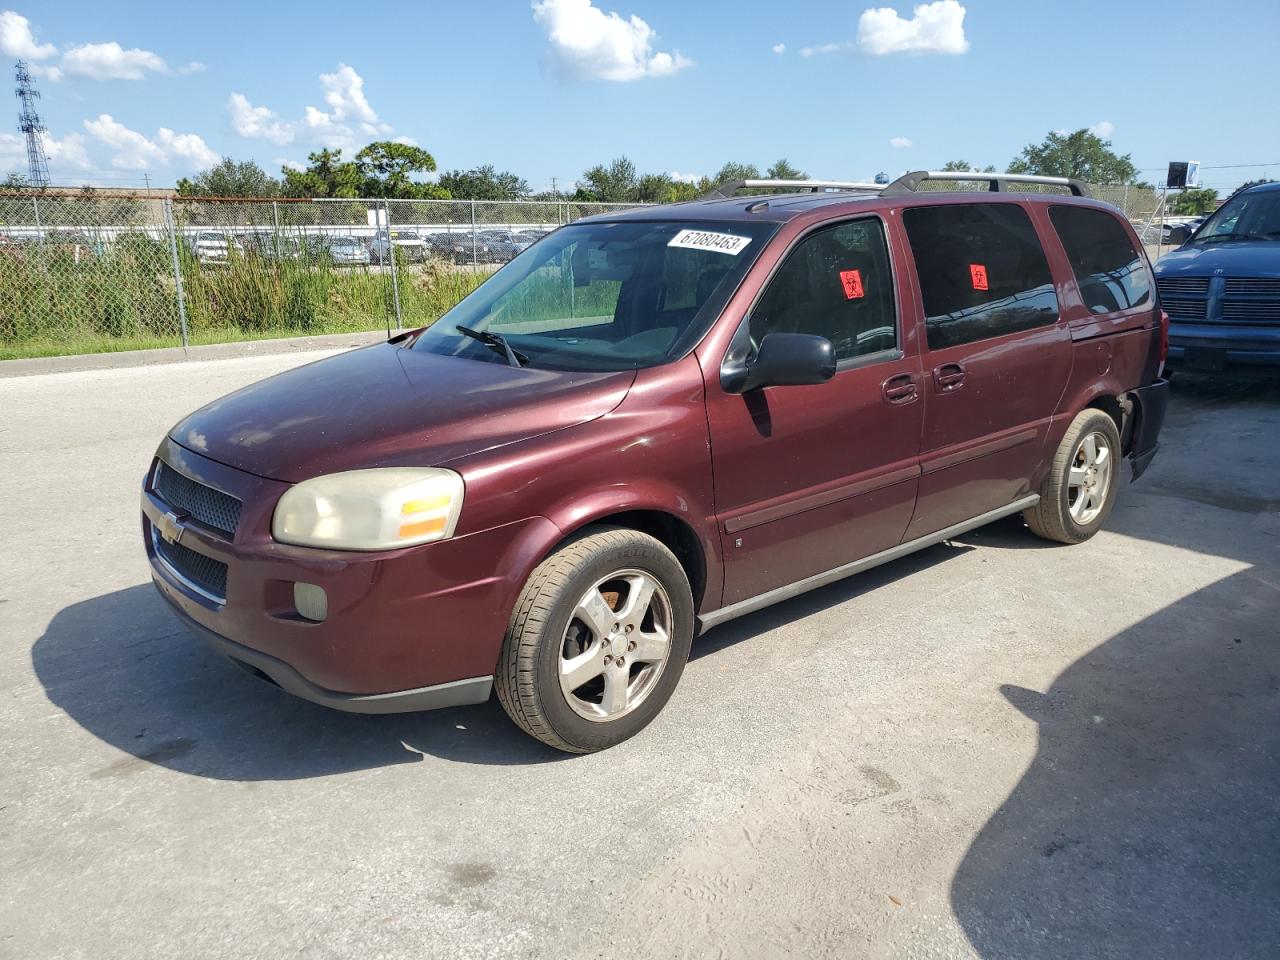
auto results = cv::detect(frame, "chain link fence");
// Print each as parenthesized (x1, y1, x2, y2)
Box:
(0, 194, 643, 359)
(0, 185, 1171, 360)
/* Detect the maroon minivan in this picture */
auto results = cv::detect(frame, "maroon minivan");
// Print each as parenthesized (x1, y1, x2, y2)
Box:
(142, 172, 1169, 752)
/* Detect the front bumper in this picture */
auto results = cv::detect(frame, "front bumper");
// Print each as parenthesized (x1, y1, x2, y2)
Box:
(158, 591, 492, 714)
(142, 438, 557, 706)
(1168, 322, 1280, 370)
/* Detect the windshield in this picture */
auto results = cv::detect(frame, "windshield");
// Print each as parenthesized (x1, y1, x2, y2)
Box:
(412, 219, 777, 372)
(1192, 189, 1280, 243)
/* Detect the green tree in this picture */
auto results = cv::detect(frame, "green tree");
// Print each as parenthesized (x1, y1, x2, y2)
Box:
(1007, 129, 1138, 184)
(766, 158, 808, 180)
(2, 172, 29, 189)
(635, 172, 701, 204)
(711, 161, 762, 184)
(1169, 187, 1219, 215)
(355, 141, 448, 199)
(437, 165, 530, 200)
(281, 149, 363, 198)
(177, 158, 281, 197)
(941, 159, 996, 172)
(574, 156, 640, 202)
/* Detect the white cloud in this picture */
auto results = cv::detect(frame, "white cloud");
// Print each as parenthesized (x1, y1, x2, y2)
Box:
(856, 1, 969, 56)
(178, 61, 206, 75)
(801, 42, 847, 57)
(31, 63, 63, 82)
(0, 11, 57, 60)
(0, 128, 90, 176)
(670, 170, 700, 184)
(317, 64, 387, 130)
(889, 136, 913, 148)
(772, 43, 786, 54)
(392, 135, 419, 146)
(231, 64, 393, 152)
(532, 0, 692, 82)
(84, 114, 164, 168)
(229, 93, 294, 145)
(1090, 119, 1115, 139)
(277, 158, 306, 173)
(84, 113, 216, 170)
(40, 130, 91, 168)
(157, 128, 218, 168)
(62, 41, 167, 80)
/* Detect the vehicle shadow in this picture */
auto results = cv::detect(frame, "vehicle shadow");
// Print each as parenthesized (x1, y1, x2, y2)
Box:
(31, 583, 563, 780)
(950, 373, 1280, 958)
(949, 565, 1280, 958)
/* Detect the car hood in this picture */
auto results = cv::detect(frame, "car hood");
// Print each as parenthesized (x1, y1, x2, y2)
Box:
(169, 341, 635, 482)
(1155, 241, 1280, 278)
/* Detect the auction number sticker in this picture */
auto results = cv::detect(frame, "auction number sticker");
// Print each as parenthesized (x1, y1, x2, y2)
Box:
(667, 229, 753, 255)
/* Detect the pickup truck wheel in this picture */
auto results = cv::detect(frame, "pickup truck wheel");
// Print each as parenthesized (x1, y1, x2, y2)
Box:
(1025, 409, 1122, 544)
(495, 528, 695, 753)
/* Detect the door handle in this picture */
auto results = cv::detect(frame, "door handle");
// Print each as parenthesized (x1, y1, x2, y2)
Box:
(882, 373, 918, 405)
(933, 362, 966, 392)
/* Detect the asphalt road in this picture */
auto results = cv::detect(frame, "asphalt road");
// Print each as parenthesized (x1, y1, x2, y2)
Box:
(1, 354, 1277, 959)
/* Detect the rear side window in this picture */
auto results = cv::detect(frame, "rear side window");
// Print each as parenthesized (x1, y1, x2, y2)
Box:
(1049, 206, 1151, 314)
(903, 204, 1059, 350)
(750, 218, 897, 362)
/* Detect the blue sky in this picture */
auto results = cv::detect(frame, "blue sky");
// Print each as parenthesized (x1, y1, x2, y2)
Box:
(5, 0, 1279, 193)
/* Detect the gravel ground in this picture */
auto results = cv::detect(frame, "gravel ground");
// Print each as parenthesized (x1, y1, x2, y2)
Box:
(1, 354, 1276, 960)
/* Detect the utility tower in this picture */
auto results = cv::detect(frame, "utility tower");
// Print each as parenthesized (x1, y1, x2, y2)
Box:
(15, 60, 51, 188)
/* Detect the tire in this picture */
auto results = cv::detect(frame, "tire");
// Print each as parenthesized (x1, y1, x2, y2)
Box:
(495, 527, 695, 753)
(1024, 408, 1123, 544)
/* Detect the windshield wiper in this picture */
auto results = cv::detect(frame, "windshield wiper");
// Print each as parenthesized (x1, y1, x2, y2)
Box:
(455, 324, 529, 368)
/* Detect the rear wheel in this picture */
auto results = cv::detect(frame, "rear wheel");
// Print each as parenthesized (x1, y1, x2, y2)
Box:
(1025, 409, 1122, 544)
(495, 528, 694, 753)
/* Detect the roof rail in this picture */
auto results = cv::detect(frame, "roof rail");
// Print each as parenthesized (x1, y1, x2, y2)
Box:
(700, 178, 885, 200)
(882, 170, 1090, 198)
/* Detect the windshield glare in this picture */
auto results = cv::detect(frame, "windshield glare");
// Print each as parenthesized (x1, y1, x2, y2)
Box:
(1194, 189, 1280, 242)
(412, 219, 776, 371)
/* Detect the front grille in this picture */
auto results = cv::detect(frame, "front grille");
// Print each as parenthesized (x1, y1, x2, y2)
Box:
(154, 532, 228, 601)
(1221, 300, 1280, 323)
(154, 461, 241, 537)
(1157, 276, 1210, 296)
(1161, 297, 1208, 321)
(1224, 278, 1280, 298)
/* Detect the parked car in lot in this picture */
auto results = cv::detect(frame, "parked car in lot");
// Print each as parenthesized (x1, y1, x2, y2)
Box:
(141, 172, 1169, 753)
(1155, 181, 1280, 372)
(325, 235, 372, 266)
(192, 231, 243, 264)
(476, 230, 524, 263)
(371, 229, 428, 263)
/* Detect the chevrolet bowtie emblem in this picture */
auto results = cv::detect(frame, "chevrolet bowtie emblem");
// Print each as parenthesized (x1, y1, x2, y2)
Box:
(157, 511, 186, 545)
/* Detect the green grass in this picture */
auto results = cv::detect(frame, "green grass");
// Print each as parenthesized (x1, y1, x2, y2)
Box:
(0, 243, 496, 361)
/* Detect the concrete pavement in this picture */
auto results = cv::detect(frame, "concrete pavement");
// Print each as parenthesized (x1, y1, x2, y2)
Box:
(1, 355, 1276, 959)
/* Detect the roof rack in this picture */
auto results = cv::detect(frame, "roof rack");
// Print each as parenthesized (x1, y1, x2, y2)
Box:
(882, 170, 1090, 198)
(700, 178, 885, 200)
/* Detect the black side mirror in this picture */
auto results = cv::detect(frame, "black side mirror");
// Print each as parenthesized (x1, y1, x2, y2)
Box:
(722, 332, 836, 393)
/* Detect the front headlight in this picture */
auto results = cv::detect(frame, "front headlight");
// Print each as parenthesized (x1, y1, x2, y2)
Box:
(272, 468, 464, 551)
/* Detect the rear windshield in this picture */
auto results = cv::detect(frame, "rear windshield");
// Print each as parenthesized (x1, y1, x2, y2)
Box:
(412, 219, 777, 371)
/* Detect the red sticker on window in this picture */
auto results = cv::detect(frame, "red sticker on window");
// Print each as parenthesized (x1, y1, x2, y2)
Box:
(969, 263, 989, 291)
(839, 269, 865, 300)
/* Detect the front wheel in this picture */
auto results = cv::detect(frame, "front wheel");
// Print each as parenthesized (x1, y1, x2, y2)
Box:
(1024, 408, 1122, 544)
(495, 528, 694, 753)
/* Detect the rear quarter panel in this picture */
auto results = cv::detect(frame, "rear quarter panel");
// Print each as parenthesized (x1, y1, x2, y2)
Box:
(1029, 202, 1161, 470)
